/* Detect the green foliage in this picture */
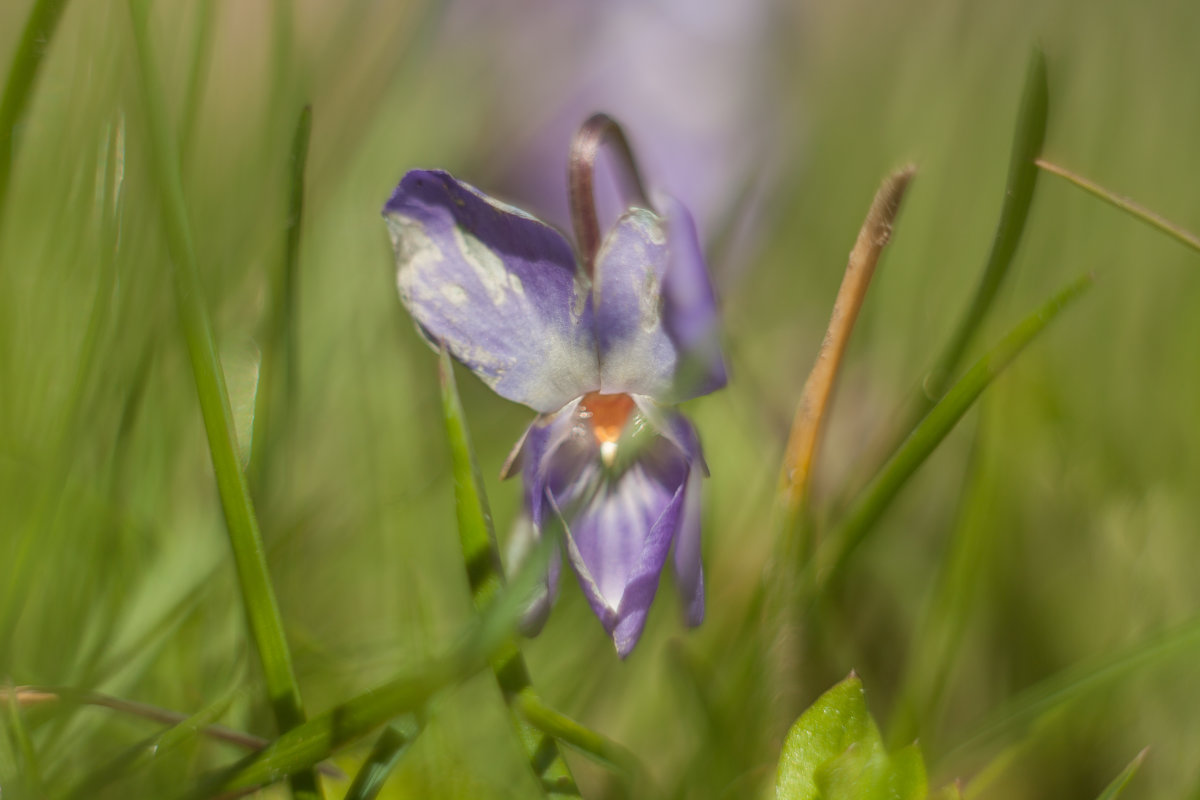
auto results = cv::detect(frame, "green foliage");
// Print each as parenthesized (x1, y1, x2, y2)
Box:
(1094, 748, 1148, 800)
(1, 0, 1199, 797)
(777, 675, 927, 800)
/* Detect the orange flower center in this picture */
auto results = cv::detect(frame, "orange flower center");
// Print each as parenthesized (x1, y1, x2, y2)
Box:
(579, 391, 636, 445)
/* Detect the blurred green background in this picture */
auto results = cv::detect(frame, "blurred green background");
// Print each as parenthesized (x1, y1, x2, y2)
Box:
(1, 0, 1199, 797)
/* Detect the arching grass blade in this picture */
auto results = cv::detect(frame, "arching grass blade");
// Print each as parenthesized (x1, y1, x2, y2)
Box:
(819, 272, 1092, 590)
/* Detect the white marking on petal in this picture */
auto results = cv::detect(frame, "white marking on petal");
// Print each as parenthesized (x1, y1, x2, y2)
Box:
(452, 224, 525, 304)
(639, 266, 662, 332)
(441, 284, 468, 305)
(387, 213, 444, 278)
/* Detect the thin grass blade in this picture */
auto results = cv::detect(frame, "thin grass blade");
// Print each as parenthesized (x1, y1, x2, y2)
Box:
(943, 615, 1200, 766)
(818, 272, 1092, 589)
(250, 103, 312, 493)
(0, 0, 72, 223)
(923, 45, 1048, 401)
(1036, 159, 1200, 254)
(343, 720, 420, 800)
(124, 1, 319, 796)
(1094, 748, 1149, 800)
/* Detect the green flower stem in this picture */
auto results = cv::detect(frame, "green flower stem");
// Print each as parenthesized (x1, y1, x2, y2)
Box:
(1036, 158, 1200, 254)
(0, 0, 71, 224)
(125, 2, 319, 797)
(818, 273, 1093, 590)
(437, 348, 579, 797)
(513, 689, 650, 788)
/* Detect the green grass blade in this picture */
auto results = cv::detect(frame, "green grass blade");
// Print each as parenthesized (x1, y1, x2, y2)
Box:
(202, 535, 554, 797)
(923, 45, 1048, 400)
(818, 273, 1092, 588)
(943, 615, 1200, 765)
(343, 720, 420, 800)
(886, 423, 992, 748)
(0, 0, 72, 223)
(1036, 159, 1200, 254)
(250, 104, 312, 492)
(178, 0, 218, 159)
(1095, 748, 1148, 800)
(437, 348, 578, 796)
(124, 2, 319, 796)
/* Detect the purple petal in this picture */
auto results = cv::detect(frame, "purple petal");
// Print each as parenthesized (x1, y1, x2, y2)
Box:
(384, 170, 599, 412)
(672, 462, 706, 627)
(555, 435, 691, 657)
(659, 195, 728, 399)
(593, 202, 727, 402)
(593, 209, 678, 399)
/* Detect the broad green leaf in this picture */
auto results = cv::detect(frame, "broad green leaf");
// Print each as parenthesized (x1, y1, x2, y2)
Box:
(776, 675, 878, 800)
(816, 742, 926, 800)
(778, 676, 928, 800)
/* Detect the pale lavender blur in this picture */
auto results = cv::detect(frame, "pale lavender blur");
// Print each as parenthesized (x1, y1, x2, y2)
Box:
(439, 0, 788, 248)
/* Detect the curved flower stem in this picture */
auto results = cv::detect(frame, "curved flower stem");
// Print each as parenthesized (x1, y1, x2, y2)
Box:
(438, 349, 579, 797)
(1035, 158, 1200, 254)
(777, 166, 915, 558)
(568, 113, 653, 277)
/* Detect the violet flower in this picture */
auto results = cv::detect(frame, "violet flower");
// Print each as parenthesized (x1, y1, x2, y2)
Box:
(383, 115, 726, 657)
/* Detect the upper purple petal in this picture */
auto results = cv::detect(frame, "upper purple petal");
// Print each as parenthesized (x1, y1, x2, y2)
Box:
(593, 201, 727, 402)
(593, 209, 678, 398)
(384, 170, 599, 412)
